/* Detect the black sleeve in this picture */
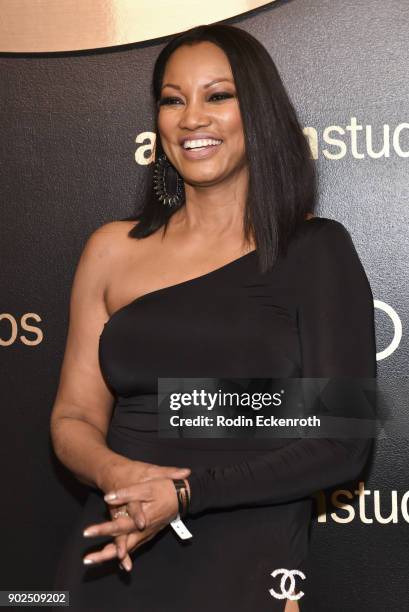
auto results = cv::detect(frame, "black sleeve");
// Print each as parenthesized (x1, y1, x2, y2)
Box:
(186, 220, 377, 515)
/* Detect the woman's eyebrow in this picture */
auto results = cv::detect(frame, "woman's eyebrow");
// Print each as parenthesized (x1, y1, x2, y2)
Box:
(161, 78, 234, 91)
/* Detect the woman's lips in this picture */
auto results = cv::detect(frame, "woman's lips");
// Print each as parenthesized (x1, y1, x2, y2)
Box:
(180, 142, 222, 160)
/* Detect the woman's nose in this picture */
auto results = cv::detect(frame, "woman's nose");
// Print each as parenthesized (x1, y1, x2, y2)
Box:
(179, 101, 209, 129)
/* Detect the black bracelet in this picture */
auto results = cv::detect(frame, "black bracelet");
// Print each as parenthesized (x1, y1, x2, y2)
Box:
(172, 479, 190, 518)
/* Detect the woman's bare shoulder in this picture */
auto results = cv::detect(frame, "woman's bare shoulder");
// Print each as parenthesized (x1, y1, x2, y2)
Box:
(92, 219, 139, 239)
(75, 220, 141, 294)
(85, 219, 140, 257)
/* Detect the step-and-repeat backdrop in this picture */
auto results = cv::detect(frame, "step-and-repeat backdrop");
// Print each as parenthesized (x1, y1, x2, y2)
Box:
(1, 1, 407, 610)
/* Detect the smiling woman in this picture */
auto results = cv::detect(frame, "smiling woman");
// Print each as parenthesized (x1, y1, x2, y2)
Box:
(156, 41, 249, 214)
(50, 23, 376, 612)
(130, 24, 316, 274)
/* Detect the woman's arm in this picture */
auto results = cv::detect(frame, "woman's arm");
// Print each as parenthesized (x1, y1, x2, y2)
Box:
(50, 223, 133, 492)
(186, 220, 377, 514)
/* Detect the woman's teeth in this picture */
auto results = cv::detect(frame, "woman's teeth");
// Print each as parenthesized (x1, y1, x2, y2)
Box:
(183, 138, 223, 150)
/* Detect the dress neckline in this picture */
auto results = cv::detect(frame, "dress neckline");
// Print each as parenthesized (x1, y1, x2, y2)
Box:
(101, 248, 257, 333)
(100, 216, 321, 336)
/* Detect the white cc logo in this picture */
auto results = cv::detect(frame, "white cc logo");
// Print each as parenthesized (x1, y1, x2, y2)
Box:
(269, 568, 306, 600)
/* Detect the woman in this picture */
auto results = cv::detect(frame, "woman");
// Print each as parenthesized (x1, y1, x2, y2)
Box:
(51, 24, 376, 611)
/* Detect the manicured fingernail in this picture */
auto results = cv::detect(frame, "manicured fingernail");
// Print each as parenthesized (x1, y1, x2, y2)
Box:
(104, 492, 117, 501)
(138, 519, 145, 530)
(83, 558, 94, 565)
(124, 559, 131, 571)
(83, 529, 96, 537)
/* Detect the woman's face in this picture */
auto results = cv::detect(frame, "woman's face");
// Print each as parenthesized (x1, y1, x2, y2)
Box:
(157, 41, 246, 187)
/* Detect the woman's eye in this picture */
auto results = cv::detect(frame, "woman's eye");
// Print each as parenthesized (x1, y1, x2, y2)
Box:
(159, 92, 235, 106)
(159, 97, 182, 106)
(209, 92, 235, 102)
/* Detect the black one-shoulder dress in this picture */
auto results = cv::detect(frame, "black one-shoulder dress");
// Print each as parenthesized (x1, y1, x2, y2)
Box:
(53, 217, 376, 611)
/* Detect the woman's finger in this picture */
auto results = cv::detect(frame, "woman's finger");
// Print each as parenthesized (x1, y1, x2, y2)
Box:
(122, 500, 147, 530)
(110, 504, 131, 557)
(83, 514, 135, 538)
(125, 499, 148, 530)
(119, 550, 133, 572)
(111, 502, 146, 531)
(141, 466, 191, 482)
(110, 504, 135, 561)
(118, 532, 146, 571)
(83, 541, 119, 565)
(84, 500, 148, 539)
(104, 482, 153, 505)
(117, 534, 133, 570)
(110, 499, 147, 531)
(115, 533, 129, 560)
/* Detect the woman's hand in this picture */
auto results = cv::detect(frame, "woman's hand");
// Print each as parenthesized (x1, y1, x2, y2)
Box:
(83, 512, 171, 570)
(83, 477, 190, 570)
(84, 460, 191, 569)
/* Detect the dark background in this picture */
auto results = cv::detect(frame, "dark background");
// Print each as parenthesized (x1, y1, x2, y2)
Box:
(1, 0, 408, 609)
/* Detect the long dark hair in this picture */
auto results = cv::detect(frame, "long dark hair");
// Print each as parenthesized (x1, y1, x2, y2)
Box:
(125, 23, 317, 274)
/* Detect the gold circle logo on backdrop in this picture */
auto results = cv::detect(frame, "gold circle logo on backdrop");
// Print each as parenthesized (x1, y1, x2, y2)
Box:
(0, 0, 275, 53)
